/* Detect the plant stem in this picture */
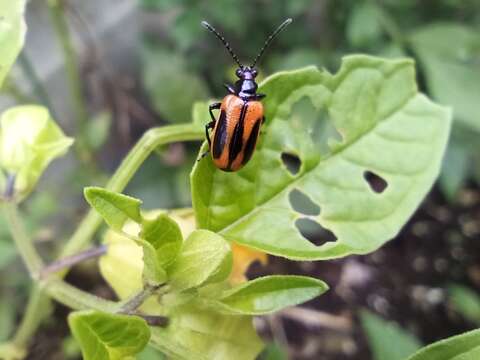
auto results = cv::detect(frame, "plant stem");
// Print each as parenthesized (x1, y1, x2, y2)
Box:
(47, 0, 90, 162)
(7, 124, 203, 348)
(42, 279, 118, 312)
(40, 244, 107, 279)
(12, 286, 52, 349)
(118, 284, 162, 314)
(60, 124, 203, 258)
(2, 202, 43, 277)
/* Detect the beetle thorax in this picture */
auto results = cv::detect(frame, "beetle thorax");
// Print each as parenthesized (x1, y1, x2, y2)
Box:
(235, 66, 258, 99)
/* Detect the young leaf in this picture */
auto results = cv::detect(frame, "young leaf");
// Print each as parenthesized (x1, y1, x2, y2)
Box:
(68, 311, 150, 360)
(360, 310, 422, 360)
(211, 275, 328, 315)
(448, 284, 480, 325)
(408, 23, 480, 133)
(140, 213, 183, 269)
(168, 230, 232, 290)
(138, 239, 168, 286)
(150, 306, 263, 360)
(406, 328, 480, 360)
(0, 105, 74, 200)
(191, 56, 452, 260)
(0, 0, 26, 88)
(84, 187, 142, 230)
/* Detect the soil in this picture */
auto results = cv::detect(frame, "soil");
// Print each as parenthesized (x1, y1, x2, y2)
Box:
(26, 184, 480, 360)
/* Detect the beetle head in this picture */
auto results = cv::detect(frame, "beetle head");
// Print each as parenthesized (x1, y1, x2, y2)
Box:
(235, 66, 258, 80)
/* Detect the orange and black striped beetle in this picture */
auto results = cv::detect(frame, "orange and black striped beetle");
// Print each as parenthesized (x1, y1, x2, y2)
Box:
(200, 18, 292, 172)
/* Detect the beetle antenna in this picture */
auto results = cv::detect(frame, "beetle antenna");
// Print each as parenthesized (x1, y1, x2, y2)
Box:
(201, 21, 243, 68)
(251, 18, 292, 68)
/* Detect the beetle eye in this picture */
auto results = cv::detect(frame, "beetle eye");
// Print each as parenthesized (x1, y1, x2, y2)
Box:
(252, 69, 258, 77)
(235, 68, 243, 77)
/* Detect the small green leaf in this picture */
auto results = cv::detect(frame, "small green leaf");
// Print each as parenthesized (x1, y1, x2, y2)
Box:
(0, 0, 27, 88)
(137, 239, 167, 286)
(360, 310, 422, 360)
(169, 230, 232, 290)
(409, 23, 480, 132)
(84, 187, 142, 230)
(191, 56, 451, 260)
(407, 328, 480, 360)
(140, 213, 183, 269)
(212, 275, 328, 315)
(449, 285, 480, 325)
(0, 105, 74, 200)
(150, 306, 263, 360)
(68, 310, 150, 360)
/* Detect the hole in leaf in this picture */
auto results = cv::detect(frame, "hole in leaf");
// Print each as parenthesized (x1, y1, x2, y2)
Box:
(364, 171, 388, 193)
(289, 189, 320, 216)
(281, 152, 301, 175)
(295, 218, 337, 246)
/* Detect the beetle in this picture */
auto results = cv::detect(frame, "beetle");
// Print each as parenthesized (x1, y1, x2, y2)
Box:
(200, 18, 292, 172)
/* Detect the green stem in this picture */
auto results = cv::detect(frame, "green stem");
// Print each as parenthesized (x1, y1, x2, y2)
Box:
(12, 286, 52, 348)
(42, 279, 118, 312)
(7, 124, 203, 348)
(60, 124, 203, 258)
(2, 202, 43, 277)
(47, 0, 90, 161)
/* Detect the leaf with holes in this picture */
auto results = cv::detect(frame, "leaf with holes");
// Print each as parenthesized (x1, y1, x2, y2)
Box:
(68, 310, 150, 360)
(191, 55, 451, 260)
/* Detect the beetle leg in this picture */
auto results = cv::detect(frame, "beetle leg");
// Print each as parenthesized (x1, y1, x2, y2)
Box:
(254, 93, 266, 100)
(206, 102, 221, 148)
(224, 83, 236, 94)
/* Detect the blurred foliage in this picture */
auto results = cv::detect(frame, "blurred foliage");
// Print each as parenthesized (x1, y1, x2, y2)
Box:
(360, 310, 422, 360)
(138, 0, 480, 201)
(448, 284, 480, 325)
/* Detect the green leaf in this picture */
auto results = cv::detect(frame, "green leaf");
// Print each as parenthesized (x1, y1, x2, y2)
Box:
(261, 342, 288, 360)
(140, 213, 183, 269)
(68, 311, 150, 360)
(191, 56, 452, 260)
(0, 105, 74, 200)
(0, 0, 26, 88)
(84, 187, 142, 230)
(406, 328, 480, 360)
(141, 44, 209, 123)
(168, 230, 232, 290)
(449, 285, 480, 325)
(360, 310, 422, 360)
(211, 275, 328, 315)
(408, 23, 480, 132)
(150, 306, 263, 360)
(137, 239, 167, 286)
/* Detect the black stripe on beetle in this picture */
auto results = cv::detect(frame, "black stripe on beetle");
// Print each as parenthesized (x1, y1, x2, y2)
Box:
(212, 110, 227, 159)
(242, 118, 262, 166)
(228, 101, 248, 167)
